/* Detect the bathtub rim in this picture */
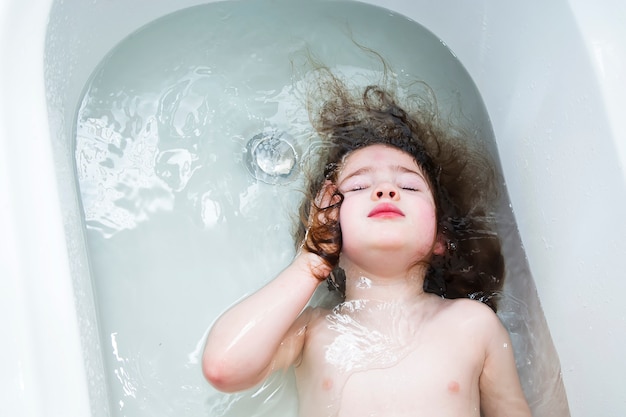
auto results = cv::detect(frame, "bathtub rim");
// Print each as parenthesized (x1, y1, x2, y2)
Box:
(2, 0, 626, 416)
(0, 0, 92, 416)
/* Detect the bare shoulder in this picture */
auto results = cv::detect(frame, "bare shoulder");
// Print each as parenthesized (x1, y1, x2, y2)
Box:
(304, 305, 333, 328)
(292, 305, 332, 338)
(442, 297, 497, 315)
(439, 298, 505, 334)
(275, 305, 332, 370)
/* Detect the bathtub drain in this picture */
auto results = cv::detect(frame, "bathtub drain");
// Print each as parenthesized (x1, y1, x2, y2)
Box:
(245, 130, 298, 184)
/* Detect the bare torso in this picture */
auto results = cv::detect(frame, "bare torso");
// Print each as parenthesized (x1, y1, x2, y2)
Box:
(294, 296, 489, 417)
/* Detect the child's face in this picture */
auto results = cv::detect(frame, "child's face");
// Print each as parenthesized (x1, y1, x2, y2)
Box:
(335, 144, 442, 273)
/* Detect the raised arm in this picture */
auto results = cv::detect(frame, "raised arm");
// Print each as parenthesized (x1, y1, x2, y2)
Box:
(202, 252, 325, 392)
(202, 181, 341, 392)
(479, 313, 533, 417)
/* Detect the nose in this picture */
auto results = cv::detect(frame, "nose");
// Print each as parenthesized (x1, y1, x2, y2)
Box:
(373, 182, 399, 200)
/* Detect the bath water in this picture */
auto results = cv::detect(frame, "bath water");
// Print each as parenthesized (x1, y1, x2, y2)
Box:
(74, 1, 563, 416)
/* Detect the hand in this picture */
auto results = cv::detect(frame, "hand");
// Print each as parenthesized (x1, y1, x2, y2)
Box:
(301, 180, 342, 280)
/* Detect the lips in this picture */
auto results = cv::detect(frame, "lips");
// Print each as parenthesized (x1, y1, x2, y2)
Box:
(368, 203, 404, 218)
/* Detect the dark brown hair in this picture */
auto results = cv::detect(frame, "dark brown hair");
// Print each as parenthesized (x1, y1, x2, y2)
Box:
(297, 73, 504, 311)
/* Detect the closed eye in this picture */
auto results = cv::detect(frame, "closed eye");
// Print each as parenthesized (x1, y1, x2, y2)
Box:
(339, 176, 370, 193)
(397, 172, 426, 192)
(346, 185, 368, 192)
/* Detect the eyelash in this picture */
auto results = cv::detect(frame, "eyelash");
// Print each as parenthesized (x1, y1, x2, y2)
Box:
(345, 185, 420, 192)
(348, 185, 367, 192)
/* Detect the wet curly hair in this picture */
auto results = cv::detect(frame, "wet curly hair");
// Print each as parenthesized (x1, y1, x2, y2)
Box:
(296, 73, 504, 311)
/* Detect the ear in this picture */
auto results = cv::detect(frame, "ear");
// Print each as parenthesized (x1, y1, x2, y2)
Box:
(433, 233, 446, 256)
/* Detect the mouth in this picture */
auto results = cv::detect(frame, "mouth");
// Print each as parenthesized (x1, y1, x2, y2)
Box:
(368, 203, 404, 218)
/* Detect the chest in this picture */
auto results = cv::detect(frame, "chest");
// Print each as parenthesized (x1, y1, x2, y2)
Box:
(296, 311, 485, 414)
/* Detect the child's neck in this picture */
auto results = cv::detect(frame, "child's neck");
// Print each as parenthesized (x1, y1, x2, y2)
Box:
(341, 264, 430, 305)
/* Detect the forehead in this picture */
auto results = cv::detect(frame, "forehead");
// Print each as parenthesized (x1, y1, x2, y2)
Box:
(339, 144, 419, 173)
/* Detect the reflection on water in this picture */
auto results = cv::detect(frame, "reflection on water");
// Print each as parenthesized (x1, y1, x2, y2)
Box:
(76, 66, 309, 238)
(74, 1, 566, 416)
(324, 300, 418, 373)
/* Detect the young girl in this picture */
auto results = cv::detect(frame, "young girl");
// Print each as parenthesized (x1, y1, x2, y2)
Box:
(202, 79, 532, 417)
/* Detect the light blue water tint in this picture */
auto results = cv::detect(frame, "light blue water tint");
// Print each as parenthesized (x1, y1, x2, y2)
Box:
(74, 1, 558, 416)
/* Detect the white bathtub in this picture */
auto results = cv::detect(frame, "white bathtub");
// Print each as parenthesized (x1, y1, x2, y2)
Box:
(1, 1, 625, 416)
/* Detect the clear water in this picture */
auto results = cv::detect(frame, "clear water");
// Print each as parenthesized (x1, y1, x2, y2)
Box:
(74, 1, 566, 416)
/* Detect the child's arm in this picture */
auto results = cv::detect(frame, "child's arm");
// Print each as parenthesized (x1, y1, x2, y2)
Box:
(479, 313, 533, 417)
(202, 181, 339, 392)
(202, 252, 325, 393)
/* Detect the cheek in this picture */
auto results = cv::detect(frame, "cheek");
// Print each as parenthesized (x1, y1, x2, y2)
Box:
(423, 208, 439, 238)
(407, 204, 439, 243)
(337, 205, 353, 237)
(337, 203, 361, 247)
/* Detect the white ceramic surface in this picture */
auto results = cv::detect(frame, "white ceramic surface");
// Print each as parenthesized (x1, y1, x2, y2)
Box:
(1, 1, 624, 416)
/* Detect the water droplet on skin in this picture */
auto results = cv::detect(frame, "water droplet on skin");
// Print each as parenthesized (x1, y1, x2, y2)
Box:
(356, 276, 372, 289)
